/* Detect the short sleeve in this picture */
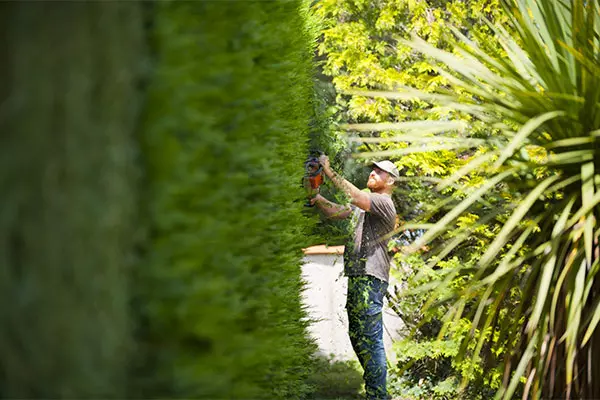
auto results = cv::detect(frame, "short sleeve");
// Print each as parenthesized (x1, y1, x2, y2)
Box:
(368, 193, 396, 225)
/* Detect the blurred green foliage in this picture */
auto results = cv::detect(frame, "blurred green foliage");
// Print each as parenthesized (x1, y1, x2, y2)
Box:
(0, 2, 144, 397)
(132, 2, 320, 398)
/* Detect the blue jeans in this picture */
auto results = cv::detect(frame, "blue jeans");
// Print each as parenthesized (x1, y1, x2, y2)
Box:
(346, 275, 389, 400)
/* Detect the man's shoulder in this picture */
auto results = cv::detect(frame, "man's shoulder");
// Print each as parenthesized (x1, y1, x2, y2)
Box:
(367, 193, 396, 221)
(368, 192, 393, 200)
(369, 193, 395, 208)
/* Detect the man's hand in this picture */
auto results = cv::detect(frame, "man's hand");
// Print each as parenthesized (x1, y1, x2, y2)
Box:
(309, 194, 321, 206)
(318, 154, 331, 174)
(317, 153, 371, 211)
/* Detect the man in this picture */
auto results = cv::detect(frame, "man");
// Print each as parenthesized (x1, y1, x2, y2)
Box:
(311, 155, 398, 400)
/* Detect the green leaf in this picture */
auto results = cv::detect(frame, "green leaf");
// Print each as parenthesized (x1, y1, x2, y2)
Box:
(493, 111, 565, 169)
(407, 168, 518, 254)
(479, 174, 560, 268)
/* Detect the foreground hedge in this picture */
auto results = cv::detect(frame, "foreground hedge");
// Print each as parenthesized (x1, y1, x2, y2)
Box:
(134, 2, 318, 398)
(0, 2, 144, 397)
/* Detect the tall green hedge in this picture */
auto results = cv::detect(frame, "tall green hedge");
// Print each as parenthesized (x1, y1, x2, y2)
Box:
(0, 2, 144, 397)
(134, 2, 318, 398)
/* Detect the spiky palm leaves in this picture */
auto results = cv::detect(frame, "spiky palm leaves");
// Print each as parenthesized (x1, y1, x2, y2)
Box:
(349, 0, 600, 398)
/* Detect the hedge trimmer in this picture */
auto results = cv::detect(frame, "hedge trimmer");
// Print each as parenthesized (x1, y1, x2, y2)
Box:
(302, 151, 324, 207)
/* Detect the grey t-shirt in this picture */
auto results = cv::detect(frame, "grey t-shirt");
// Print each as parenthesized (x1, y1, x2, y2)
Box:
(344, 193, 396, 282)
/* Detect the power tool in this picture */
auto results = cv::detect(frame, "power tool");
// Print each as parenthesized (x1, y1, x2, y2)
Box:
(302, 152, 324, 207)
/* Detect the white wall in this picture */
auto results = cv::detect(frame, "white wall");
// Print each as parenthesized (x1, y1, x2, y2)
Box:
(301, 248, 404, 363)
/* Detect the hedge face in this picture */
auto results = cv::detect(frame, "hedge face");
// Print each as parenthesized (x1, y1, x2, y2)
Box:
(135, 2, 318, 398)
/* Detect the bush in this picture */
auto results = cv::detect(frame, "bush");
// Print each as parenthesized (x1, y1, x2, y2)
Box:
(133, 2, 320, 398)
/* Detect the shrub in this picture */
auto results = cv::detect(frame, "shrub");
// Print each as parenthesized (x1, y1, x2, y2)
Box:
(133, 2, 320, 398)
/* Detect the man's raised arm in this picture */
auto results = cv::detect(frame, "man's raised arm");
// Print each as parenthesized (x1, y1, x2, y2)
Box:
(318, 155, 371, 211)
(311, 194, 352, 219)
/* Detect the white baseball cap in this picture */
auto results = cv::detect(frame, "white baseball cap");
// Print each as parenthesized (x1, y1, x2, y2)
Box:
(372, 160, 399, 178)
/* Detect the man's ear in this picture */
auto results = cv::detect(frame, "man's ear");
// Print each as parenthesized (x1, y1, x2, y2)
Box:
(387, 176, 395, 187)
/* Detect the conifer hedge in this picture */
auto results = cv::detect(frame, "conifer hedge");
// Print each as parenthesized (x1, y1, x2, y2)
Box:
(1, 2, 319, 398)
(134, 1, 318, 398)
(0, 2, 144, 397)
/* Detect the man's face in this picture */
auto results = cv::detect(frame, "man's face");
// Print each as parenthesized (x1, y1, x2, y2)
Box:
(367, 166, 391, 191)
